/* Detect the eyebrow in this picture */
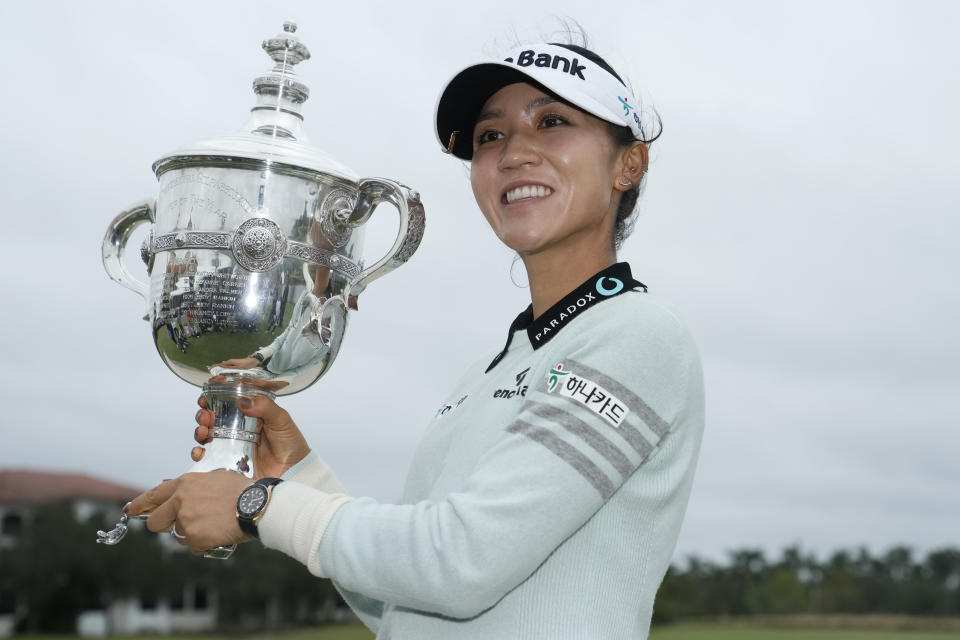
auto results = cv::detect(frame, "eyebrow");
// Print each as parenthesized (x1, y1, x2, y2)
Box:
(474, 95, 562, 127)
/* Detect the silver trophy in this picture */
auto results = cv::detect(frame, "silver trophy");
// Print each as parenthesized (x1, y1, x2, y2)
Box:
(97, 22, 424, 557)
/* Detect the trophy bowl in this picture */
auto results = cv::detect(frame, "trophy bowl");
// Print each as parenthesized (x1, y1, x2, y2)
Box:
(98, 22, 424, 556)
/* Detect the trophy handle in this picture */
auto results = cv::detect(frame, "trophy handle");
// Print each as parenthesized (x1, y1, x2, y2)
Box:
(103, 199, 154, 320)
(346, 178, 425, 298)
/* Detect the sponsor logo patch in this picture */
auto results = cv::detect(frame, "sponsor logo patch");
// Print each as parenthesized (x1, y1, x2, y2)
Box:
(533, 292, 597, 344)
(546, 363, 629, 428)
(504, 49, 588, 80)
(436, 394, 468, 418)
(493, 367, 530, 399)
(546, 363, 569, 392)
(595, 276, 624, 296)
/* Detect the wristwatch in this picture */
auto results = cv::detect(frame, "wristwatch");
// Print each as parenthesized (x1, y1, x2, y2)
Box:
(236, 477, 283, 539)
(249, 351, 265, 364)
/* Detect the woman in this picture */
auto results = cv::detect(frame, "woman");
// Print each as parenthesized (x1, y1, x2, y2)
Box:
(129, 41, 705, 639)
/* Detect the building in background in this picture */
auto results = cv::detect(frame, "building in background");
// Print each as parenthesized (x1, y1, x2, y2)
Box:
(0, 469, 217, 637)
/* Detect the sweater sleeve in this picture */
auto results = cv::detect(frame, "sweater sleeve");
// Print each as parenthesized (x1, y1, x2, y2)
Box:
(264, 298, 700, 619)
(281, 451, 347, 494)
(278, 454, 385, 632)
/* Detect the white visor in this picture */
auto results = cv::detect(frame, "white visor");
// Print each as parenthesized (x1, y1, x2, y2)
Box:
(435, 43, 644, 159)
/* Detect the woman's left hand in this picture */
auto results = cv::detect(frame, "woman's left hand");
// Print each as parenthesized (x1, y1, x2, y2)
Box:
(126, 470, 252, 554)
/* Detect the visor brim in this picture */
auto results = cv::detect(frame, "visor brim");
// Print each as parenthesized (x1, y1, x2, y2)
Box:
(435, 63, 548, 160)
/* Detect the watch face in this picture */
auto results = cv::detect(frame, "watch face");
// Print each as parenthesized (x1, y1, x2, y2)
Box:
(238, 486, 268, 517)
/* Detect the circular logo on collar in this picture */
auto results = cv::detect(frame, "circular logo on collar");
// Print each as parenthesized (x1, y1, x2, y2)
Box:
(596, 276, 624, 296)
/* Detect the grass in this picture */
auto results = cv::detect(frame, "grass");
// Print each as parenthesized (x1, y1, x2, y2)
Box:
(13, 625, 373, 640)
(268, 625, 375, 640)
(283, 624, 373, 640)
(154, 300, 295, 372)
(157, 327, 277, 371)
(19, 622, 960, 640)
(651, 623, 960, 639)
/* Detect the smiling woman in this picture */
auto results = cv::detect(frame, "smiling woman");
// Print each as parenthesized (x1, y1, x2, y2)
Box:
(469, 83, 638, 281)
(128, 37, 703, 640)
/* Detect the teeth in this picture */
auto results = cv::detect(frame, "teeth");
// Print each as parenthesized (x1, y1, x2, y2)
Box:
(505, 185, 553, 204)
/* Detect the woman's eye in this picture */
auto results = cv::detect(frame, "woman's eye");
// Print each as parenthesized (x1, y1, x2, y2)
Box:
(475, 130, 503, 145)
(539, 114, 567, 128)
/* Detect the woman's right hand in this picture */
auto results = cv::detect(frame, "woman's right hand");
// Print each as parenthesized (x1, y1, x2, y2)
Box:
(214, 357, 260, 369)
(193, 395, 311, 479)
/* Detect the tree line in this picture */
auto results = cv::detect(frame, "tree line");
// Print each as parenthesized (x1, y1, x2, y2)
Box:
(1, 501, 957, 631)
(653, 545, 960, 623)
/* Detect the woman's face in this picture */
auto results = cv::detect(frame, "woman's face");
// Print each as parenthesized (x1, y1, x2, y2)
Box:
(470, 82, 623, 257)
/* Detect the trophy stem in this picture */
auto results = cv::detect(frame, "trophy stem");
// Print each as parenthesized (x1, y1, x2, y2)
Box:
(190, 381, 276, 477)
(187, 380, 276, 560)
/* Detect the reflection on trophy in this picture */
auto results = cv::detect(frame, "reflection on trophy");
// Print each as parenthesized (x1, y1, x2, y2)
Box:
(98, 22, 424, 557)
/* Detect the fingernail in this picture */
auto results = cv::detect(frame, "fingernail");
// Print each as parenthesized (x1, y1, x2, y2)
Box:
(195, 409, 204, 422)
(237, 397, 253, 410)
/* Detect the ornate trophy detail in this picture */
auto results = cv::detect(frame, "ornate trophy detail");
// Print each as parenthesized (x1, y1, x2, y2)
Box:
(101, 22, 425, 558)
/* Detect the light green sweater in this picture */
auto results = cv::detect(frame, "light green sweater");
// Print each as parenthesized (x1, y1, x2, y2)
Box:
(260, 263, 705, 639)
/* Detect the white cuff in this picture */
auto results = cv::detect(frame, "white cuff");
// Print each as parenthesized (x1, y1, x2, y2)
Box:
(257, 344, 277, 359)
(258, 482, 352, 578)
(281, 451, 347, 493)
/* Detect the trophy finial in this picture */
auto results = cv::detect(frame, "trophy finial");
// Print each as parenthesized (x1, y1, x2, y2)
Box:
(252, 22, 311, 114)
(261, 22, 311, 67)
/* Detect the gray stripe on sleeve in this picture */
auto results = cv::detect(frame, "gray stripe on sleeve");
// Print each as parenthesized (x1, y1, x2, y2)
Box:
(565, 358, 670, 438)
(528, 403, 634, 478)
(616, 421, 654, 460)
(539, 393, 654, 461)
(507, 420, 615, 499)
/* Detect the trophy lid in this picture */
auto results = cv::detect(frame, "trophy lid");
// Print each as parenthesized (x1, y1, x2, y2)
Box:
(152, 22, 358, 182)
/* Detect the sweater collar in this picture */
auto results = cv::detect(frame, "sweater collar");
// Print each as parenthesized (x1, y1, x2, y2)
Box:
(485, 262, 646, 373)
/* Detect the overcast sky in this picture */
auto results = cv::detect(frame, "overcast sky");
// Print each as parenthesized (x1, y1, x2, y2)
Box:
(0, 1, 957, 564)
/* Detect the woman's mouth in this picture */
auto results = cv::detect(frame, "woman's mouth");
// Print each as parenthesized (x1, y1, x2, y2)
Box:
(503, 184, 554, 204)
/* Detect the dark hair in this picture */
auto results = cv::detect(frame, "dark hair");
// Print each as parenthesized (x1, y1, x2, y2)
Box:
(550, 42, 662, 250)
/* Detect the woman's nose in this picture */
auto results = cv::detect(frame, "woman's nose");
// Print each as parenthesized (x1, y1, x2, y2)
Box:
(498, 132, 540, 170)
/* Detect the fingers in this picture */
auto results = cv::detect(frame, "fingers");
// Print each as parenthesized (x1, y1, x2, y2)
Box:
(194, 423, 212, 444)
(235, 377, 289, 392)
(146, 494, 181, 533)
(237, 394, 293, 428)
(170, 522, 189, 547)
(194, 404, 214, 446)
(126, 472, 248, 554)
(195, 408, 214, 428)
(126, 478, 177, 519)
(194, 425, 210, 444)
